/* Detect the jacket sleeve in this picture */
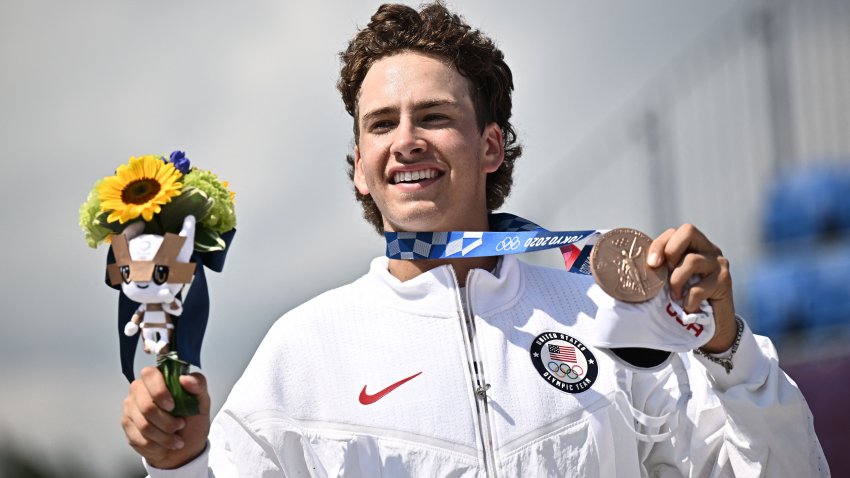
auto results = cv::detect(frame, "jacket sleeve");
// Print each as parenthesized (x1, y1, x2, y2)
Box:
(143, 442, 214, 477)
(635, 320, 829, 477)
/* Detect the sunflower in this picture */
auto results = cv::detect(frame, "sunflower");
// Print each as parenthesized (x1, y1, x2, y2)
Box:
(98, 155, 183, 224)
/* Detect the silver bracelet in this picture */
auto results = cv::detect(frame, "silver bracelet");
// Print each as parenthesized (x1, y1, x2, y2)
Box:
(694, 316, 744, 374)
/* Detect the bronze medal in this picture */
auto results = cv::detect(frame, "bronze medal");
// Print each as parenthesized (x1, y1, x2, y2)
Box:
(590, 228, 667, 303)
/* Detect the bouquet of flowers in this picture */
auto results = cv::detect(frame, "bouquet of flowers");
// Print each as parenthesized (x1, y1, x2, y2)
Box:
(80, 151, 235, 251)
(79, 151, 236, 416)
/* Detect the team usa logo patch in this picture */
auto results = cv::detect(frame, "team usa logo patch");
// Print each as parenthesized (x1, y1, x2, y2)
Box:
(530, 332, 598, 394)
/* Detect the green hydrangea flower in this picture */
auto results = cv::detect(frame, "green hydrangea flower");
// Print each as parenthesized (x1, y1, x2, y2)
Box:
(79, 179, 113, 248)
(182, 168, 236, 233)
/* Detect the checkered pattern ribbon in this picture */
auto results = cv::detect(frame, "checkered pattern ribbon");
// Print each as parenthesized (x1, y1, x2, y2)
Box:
(385, 213, 603, 274)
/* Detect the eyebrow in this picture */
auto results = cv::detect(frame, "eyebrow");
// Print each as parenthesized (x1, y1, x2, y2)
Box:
(360, 99, 460, 123)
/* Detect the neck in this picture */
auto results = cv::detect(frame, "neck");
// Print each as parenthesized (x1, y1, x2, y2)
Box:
(384, 212, 495, 286)
(388, 255, 498, 287)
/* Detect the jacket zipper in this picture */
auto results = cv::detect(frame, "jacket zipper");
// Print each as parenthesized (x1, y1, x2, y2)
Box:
(452, 268, 499, 477)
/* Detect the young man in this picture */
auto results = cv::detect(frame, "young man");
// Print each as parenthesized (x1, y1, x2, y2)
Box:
(122, 3, 828, 476)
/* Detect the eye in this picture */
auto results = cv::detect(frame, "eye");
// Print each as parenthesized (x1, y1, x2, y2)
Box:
(423, 113, 447, 122)
(153, 265, 170, 285)
(120, 265, 131, 284)
(369, 120, 395, 134)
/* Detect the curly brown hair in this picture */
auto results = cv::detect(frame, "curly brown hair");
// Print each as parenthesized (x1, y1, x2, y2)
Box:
(338, 2, 522, 234)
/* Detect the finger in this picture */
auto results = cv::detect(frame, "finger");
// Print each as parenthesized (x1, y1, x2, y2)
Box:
(140, 366, 175, 412)
(648, 228, 676, 268)
(715, 255, 732, 292)
(179, 373, 211, 415)
(132, 373, 187, 435)
(680, 270, 719, 314)
(662, 224, 721, 271)
(122, 414, 172, 462)
(124, 396, 186, 451)
(121, 385, 183, 456)
(668, 253, 718, 301)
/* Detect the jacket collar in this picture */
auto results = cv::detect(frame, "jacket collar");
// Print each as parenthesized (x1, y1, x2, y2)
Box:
(364, 254, 524, 317)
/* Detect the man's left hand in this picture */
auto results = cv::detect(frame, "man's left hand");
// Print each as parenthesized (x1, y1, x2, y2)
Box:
(647, 224, 737, 353)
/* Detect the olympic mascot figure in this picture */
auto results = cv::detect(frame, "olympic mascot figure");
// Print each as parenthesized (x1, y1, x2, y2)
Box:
(108, 216, 196, 356)
(80, 151, 236, 416)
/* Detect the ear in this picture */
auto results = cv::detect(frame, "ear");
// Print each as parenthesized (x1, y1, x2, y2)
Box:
(177, 215, 196, 262)
(480, 122, 504, 174)
(352, 145, 370, 195)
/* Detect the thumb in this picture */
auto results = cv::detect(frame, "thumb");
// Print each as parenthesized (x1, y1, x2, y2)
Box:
(179, 373, 211, 414)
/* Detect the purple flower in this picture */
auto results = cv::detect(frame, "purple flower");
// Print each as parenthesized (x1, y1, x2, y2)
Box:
(168, 150, 191, 174)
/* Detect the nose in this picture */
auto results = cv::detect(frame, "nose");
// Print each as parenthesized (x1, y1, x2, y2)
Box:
(389, 118, 426, 159)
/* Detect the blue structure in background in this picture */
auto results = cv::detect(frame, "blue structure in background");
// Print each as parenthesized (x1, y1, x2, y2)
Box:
(748, 164, 850, 340)
(762, 165, 850, 244)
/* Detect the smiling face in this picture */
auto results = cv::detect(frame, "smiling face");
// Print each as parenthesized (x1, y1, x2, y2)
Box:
(353, 52, 504, 233)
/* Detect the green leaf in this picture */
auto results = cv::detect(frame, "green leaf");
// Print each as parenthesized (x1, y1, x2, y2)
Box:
(194, 224, 226, 252)
(158, 355, 199, 417)
(159, 187, 214, 234)
(144, 217, 165, 236)
(97, 211, 128, 233)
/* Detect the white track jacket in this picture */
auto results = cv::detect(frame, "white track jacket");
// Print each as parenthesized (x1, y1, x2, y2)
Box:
(147, 255, 828, 477)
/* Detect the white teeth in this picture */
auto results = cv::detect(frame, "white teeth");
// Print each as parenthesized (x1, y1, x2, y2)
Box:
(394, 169, 436, 183)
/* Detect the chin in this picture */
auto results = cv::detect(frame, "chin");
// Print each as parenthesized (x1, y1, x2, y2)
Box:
(384, 208, 446, 233)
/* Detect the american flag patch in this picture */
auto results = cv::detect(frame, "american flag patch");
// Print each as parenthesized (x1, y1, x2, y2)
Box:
(549, 344, 577, 363)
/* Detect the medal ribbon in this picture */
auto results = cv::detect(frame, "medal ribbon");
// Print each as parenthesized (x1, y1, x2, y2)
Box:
(385, 213, 606, 275)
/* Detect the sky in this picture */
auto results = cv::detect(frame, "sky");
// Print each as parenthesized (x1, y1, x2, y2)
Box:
(0, 0, 743, 474)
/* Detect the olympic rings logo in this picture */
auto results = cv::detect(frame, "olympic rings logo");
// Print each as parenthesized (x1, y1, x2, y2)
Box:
(547, 361, 584, 380)
(496, 236, 521, 252)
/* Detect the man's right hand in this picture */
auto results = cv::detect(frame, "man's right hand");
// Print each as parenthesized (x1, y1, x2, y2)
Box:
(121, 366, 211, 469)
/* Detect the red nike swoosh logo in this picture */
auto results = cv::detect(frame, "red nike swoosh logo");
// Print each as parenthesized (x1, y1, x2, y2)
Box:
(359, 372, 422, 405)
